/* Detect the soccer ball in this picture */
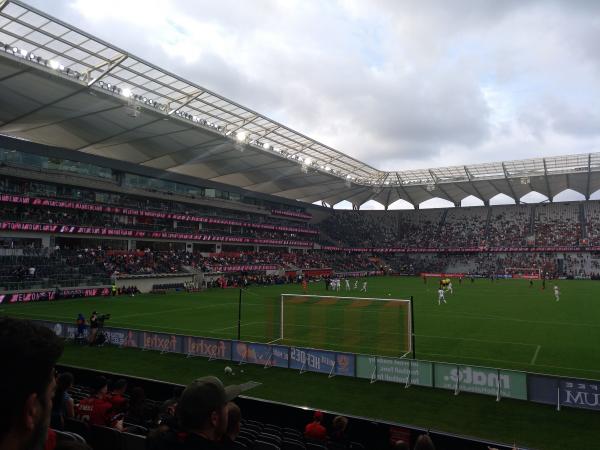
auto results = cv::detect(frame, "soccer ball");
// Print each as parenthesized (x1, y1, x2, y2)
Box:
(224, 366, 233, 375)
(387, 293, 391, 296)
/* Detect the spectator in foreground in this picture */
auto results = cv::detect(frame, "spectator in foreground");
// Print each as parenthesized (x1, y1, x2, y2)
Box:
(151, 376, 240, 449)
(221, 402, 241, 449)
(51, 372, 75, 430)
(329, 415, 349, 446)
(124, 386, 148, 427)
(304, 410, 327, 441)
(0, 317, 64, 450)
(393, 440, 409, 450)
(414, 434, 435, 450)
(76, 376, 122, 430)
(108, 379, 128, 413)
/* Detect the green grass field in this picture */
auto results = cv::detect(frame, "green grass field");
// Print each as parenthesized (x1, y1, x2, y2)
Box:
(3, 276, 600, 449)
(4, 276, 600, 378)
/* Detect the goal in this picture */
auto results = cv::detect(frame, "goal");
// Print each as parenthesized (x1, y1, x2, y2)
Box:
(504, 267, 542, 279)
(271, 294, 413, 358)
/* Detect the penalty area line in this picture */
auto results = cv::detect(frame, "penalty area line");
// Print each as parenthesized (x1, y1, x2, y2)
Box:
(530, 345, 542, 365)
(266, 338, 283, 344)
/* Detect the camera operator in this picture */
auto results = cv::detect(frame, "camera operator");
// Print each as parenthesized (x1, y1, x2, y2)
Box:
(88, 311, 98, 345)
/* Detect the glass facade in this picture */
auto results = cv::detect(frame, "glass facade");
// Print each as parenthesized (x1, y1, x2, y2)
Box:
(0, 148, 115, 180)
(0, 148, 306, 213)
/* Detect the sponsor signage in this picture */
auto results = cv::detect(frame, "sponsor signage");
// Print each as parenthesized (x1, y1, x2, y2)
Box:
(185, 336, 232, 360)
(560, 379, 600, 411)
(141, 332, 184, 354)
(232, 341, 289, 368)
(289, 347, 355, 376)
(60, 288, 111, 299)
(434, 363, 527, 399)
(355, 356, 433, 387)
(0, 290, 56, 304)
(0, 194, 317, 234)
(0, 221, 313, 247)
(0, 287, 110, 305)
(210, 265, 278, 272)
(39, 320, 600, 411)
(271, 209, 312, 220)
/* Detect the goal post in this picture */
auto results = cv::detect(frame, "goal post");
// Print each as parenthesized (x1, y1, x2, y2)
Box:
(275, 294, 413, 358)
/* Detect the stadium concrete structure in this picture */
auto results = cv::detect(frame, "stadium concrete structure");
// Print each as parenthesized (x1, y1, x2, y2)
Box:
(1, 0, 600, 210)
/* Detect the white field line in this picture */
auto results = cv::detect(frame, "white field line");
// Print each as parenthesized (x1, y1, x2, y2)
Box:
(208, 321, 264, 333)
(530, 345, 542, 365)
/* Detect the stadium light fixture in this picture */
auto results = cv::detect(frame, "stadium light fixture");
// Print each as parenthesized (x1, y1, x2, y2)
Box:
(325, 166, 331, 171)
(263, 142, 271, 150)
(304, 157, 313, 166)
(122, 88, 132, 98)
(236, 132, 247, 142)
(49, 60, 60, 70)
(19, 49, 27, 57)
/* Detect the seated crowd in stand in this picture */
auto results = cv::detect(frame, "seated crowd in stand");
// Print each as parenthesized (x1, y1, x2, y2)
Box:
(321, 200, 600, 249)
(0, 204, 314, 242)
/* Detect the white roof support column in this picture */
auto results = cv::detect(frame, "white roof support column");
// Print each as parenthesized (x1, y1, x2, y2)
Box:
(502, 162, 519, 204)
(586, 154, 592, 200)
(542, 158, 553, 202)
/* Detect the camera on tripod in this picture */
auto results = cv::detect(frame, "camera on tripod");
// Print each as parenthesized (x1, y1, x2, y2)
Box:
(97, 313, 111, 325)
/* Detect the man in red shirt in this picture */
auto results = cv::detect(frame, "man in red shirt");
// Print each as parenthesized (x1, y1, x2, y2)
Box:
(304, 411, 327, 441)
(108, 379, 128, 413)
(76, 376, 122, 430)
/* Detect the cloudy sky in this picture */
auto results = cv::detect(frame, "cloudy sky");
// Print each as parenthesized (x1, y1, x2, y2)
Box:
(25, 0, 600, 207)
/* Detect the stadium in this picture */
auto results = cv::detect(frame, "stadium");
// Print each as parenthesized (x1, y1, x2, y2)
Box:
(0, 1, 599, 450)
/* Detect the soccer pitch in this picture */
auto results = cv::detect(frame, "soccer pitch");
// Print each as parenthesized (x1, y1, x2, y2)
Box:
(3, 276, 600, 379)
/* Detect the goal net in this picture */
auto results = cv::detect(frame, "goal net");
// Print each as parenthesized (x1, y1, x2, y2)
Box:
(270, 294, 412, 358)
(504, 267, 542, 279)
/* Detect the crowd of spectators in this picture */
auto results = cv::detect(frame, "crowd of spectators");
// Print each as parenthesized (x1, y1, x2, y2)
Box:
(435, 208, 487, 248)
(534, 203, 581, 247)
(0, 204, 315, 242)
(584, 202, 600, 245)
(384, 251, 600, 278)
(487, 205, 532, 247)
(323, 203, 591, 249)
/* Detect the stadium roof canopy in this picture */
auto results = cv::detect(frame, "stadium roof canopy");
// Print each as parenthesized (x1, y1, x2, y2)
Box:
(1, 0, 600, 209)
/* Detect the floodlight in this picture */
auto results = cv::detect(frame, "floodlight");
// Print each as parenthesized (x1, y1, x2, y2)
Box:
(325, 166, 331, 171)
(263, 142, 271, 150)
(122, 88, 132, 98)
(19, 48, 27, 57)
(304, 157, 313, 166)
(49, 60, 60, 70)
(236, 132, 247, 142)
(12, 47, 18, 53)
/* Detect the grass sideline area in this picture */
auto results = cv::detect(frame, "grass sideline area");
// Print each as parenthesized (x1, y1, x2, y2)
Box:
(4, 276, 600, 378)
(4, 276, 600, 449)
(58, 342, 596, 450)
